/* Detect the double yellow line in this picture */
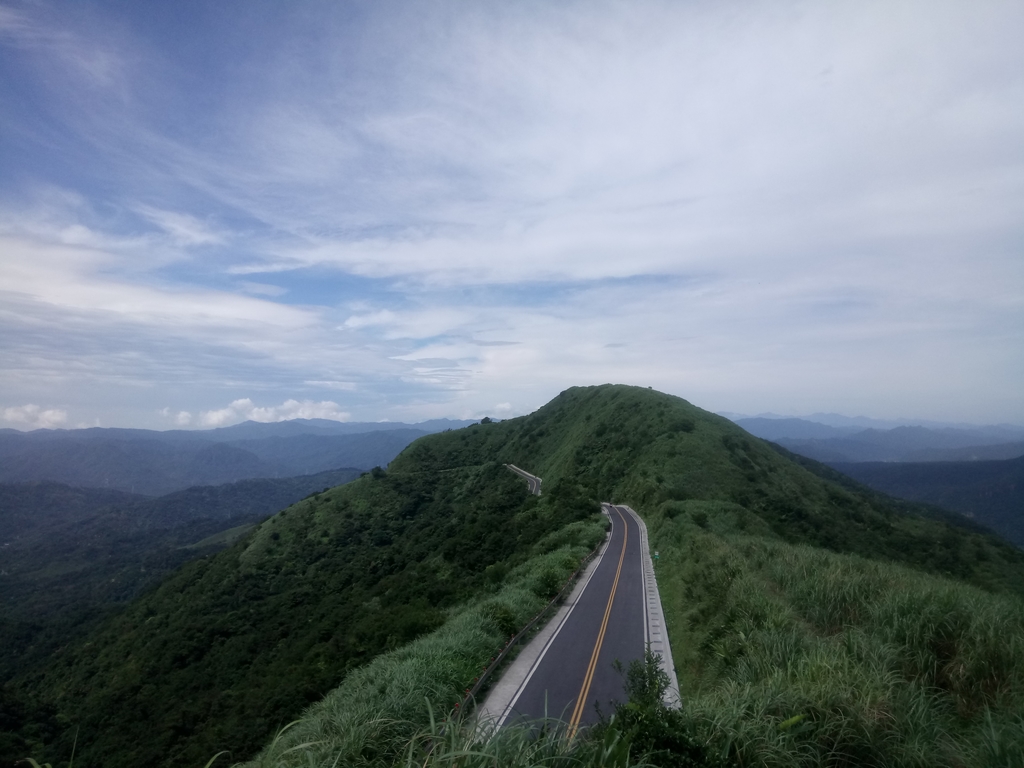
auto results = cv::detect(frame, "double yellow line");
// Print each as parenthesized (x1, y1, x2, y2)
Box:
(567, 505, 628, 738)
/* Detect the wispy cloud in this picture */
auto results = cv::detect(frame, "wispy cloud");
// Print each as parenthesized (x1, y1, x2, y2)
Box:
(198, 398, 351, 427)
(135, 205, 226, 247)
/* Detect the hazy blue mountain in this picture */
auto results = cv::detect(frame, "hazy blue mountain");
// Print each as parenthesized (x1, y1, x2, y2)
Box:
(734, 417, 859, 441)
(0, 438, 275, 495)
(206, 417, 474, 439)
(832, 456, 1024, 547)
(0, 419, 468, 494)
(223, 430, 428, 476)
(905, 441, 1024, 462)
(771, 426, 1024, 463)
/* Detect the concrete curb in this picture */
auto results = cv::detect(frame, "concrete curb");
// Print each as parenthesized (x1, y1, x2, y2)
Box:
(619, 504, 682, 708)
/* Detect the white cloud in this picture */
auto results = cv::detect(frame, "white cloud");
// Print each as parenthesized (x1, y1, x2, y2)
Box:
(3, 404, 68, 429)
(135, 206, 226, 247)
(0, 234, 316, 332)
(199, 398, 351, 427)
(239, 281, 288, 297)
(159, 407, 191, 425)
(341, 310, 397, 330)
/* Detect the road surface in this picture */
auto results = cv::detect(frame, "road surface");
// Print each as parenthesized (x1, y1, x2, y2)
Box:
(479, 503, 657, 733)
(506, 464, 542, 495)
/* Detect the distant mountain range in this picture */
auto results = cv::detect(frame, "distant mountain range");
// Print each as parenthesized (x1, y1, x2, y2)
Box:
(733, 416, 1024, 463)
(0, 418, 475, 495)
(730, 416, 1024, 548)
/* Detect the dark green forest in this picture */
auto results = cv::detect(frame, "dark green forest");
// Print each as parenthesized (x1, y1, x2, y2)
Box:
(832, 455, 1024, 547)
(0, 469, 363, 681)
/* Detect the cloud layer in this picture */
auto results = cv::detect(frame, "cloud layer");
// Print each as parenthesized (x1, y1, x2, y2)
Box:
(1, 0, 1021, 427)
(195, 399, 351, 428)
(3, 404, 68, 429)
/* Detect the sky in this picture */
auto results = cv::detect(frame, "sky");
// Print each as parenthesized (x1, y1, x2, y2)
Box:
(1, 0, 1022, 430)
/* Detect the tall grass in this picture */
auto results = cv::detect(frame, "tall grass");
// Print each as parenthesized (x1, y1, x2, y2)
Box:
(648, 502, 1024, 767)
(242, 520, 606, 768)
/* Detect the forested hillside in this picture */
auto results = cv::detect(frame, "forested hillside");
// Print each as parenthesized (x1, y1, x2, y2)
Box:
(10, 385, 1024, 768)
(833, 456, 1024, 547)
(0, 469, 361, 683)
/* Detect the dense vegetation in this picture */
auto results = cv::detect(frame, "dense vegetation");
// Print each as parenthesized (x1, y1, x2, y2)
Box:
(8, 384, 1024, 767)
(0, 469, 362, 682)
(833, 456, 1024, 547)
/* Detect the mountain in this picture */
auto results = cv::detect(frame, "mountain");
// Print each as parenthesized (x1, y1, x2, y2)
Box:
(731, 416, 1024, 463)
(901, 440, 1024, 462)
(0, 468, 362, 682)
(222, 429, 429, 476)
(771, 426, 1024, 463)
(0, 426, 433, 495)
(733, 416, 858, 441)
(10, 385, 1024, 768)
(204, 417, 475, 440)
(832, 456, 1024, 548)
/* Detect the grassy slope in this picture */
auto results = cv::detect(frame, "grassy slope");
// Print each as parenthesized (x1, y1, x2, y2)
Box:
(649, 504, 1024, 766)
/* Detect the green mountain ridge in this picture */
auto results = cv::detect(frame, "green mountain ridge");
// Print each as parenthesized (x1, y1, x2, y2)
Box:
(7, 385, 1024, 768)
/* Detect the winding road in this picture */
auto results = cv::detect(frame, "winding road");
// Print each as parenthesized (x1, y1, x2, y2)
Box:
(506, 464, 542, 495)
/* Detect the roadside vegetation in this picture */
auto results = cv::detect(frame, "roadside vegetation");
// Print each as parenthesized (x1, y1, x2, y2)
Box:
(243, 518, 606, 768)
(7, 385, 1024, 768)
(649, 501, 1024, 766)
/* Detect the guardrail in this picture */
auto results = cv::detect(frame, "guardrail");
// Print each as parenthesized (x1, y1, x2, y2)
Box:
(505, 464, 542, 495)
(456, 530, 607, 716)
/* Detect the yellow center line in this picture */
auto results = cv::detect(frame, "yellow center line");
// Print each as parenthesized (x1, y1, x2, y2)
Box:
(568, 505, 628, 737)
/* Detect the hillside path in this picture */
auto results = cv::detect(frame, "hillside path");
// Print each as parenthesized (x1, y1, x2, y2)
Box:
(477, 503, 679, 732)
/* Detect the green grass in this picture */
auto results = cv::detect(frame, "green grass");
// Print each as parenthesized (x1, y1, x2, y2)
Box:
(646, 501, 1024, 767)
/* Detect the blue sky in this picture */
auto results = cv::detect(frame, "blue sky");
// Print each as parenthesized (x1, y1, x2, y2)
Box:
(1, 0, 1022, 430)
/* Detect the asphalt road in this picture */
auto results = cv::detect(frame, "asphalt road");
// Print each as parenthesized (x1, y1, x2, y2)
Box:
(495, 503, 646, 731)
(506, 464, 542, 495)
